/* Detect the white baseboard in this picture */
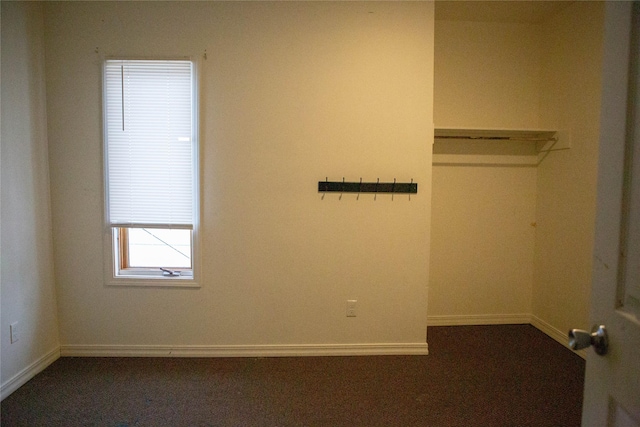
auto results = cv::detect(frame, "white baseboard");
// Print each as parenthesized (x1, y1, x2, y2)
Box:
(530, 315, 586, 359)
(1, 346, 61, 401)
(427, 313, 532, 326)
(60, 342, 429, 358)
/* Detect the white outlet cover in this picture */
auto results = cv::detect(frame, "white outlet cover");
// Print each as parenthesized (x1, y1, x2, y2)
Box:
(10, 322, 19, 343)
(346, 300, 357, 317)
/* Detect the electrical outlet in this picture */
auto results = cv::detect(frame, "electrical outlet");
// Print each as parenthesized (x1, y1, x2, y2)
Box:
(10, 322, 19, 344)
(346, 300, 357, 317)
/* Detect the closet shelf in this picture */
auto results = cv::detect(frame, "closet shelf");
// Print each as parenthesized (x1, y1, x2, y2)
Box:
(434, 127, 557, 142)
(433, 127, 570, 166)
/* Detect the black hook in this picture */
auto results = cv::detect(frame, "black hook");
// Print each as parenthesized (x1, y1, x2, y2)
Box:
(392, 178, 396, 201)
(321, 177, 328, 199)
(409, 178, 413, 201)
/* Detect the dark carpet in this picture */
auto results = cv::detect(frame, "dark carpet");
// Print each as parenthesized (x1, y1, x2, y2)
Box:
(1, 325, 585, 426)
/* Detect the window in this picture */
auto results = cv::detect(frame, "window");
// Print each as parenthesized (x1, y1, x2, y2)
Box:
(103, 59, 198, 282)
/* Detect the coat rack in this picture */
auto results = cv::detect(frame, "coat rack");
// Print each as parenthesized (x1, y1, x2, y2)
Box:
(318, 178, 417, 194)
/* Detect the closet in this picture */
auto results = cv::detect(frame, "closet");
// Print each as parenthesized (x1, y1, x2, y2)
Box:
(428, 1, 604, 351)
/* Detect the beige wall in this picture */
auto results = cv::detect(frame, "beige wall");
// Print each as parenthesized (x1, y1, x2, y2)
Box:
(433, 20, 542, 129)
(430, 19, 541, 324)
(44, 2, 434, 353)
(429, 166, 537, 324)
(533, 2, 604, 338)
(1, 2, 60, 398)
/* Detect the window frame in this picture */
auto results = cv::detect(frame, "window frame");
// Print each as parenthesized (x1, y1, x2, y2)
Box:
(116, 227, 194, 274)
(102, 56, 201, 288)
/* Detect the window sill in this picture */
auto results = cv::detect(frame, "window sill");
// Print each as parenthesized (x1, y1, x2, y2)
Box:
(106, 276, 201, 288)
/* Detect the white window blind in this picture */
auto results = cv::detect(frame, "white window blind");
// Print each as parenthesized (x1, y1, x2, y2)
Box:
(104, 59, 195, 229)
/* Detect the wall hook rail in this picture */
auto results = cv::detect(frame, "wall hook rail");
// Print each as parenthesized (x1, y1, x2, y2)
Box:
(318, 178, 417, 194)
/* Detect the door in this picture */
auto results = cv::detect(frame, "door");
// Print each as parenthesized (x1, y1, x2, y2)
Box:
(582, 2, 640, 426)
